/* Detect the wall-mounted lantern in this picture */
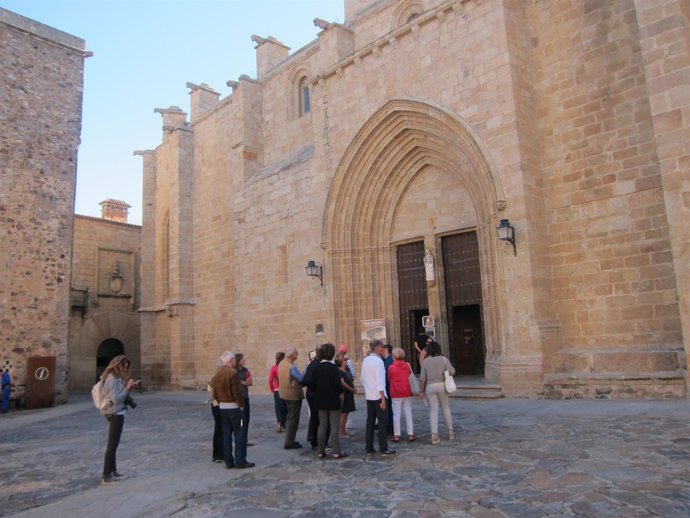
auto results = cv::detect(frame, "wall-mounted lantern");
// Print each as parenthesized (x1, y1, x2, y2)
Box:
(497, 219, 516, 255)
(305, 260, 323, 286)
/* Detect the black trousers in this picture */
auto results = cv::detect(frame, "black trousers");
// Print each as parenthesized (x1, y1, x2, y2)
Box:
(306, 395, 319, 447)
(211, 405, 222, 459)
(366, 399, 389, 453)
(103, 414, 124, 477)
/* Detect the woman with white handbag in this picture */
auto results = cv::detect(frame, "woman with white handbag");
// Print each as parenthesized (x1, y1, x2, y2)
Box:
(419, 341, 456, 445)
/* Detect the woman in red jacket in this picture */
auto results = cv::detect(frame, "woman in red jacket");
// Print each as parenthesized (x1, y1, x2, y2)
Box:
(386, 348, 416, 442)
(268, 352, 287, 433)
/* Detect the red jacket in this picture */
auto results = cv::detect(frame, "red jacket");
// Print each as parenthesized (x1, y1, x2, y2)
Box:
(387, 359, 413, 398)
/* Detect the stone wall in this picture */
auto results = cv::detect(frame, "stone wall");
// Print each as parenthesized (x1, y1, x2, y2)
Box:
(0, 9, 86, 404)
(68, 215, 141, 391)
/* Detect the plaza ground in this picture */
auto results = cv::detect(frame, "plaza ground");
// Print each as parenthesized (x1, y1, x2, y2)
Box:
(1, 391, 689, 517)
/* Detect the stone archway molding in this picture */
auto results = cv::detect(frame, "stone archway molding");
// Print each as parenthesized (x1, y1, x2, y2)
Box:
(322, 98, 507, 379)
(70, 311, 141, 390)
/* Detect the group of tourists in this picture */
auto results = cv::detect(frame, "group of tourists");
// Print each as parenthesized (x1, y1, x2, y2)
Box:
(93, 337, 457, 484)
(208, 336, 457, 467)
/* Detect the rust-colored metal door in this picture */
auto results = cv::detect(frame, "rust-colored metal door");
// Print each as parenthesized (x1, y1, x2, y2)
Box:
(397, 241, 428, 372)
(25, 356, 56, 409)
(442, 232, 485, 373)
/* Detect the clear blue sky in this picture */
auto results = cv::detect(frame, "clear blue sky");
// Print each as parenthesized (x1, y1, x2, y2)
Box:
(2, 0, 343, 224)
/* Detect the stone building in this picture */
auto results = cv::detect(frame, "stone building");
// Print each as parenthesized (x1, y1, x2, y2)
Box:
(0, 9, 88, 405)
(68, 206, 141, 391)
(139, 0, 689, 398)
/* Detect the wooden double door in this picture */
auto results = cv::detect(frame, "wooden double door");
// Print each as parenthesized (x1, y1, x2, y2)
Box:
(397, 232, 485, 374)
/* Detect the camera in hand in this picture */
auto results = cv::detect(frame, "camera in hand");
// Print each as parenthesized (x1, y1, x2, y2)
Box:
(124, 394, 137, 409)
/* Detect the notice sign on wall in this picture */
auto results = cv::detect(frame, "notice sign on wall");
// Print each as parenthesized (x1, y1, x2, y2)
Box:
(360, 318, 387, 359)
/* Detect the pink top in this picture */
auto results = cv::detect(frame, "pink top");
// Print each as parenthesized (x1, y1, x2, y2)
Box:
(387, 359, 412, 398)
(268, 364, 280, 392)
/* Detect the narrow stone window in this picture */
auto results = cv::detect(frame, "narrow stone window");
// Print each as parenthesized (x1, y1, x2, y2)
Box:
(299, 77, 310, 115)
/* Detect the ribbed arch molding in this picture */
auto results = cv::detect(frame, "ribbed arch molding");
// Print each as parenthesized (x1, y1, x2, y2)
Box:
(322, 98, 506, 364)
(323, 99, 504, 250)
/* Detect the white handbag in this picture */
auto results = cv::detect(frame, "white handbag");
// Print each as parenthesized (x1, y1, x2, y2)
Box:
(443, 357, 457, 394)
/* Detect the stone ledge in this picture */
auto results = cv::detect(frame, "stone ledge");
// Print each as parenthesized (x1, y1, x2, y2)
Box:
(543, 371, 687, 399)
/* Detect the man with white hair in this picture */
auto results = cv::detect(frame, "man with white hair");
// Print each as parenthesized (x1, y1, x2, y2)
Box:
(278, 345, 304, 449)
(211, 351, 254, 469)
(361, 339, 395, 456)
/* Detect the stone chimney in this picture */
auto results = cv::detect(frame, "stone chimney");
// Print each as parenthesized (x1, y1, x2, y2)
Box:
(99, 199, 131, 223)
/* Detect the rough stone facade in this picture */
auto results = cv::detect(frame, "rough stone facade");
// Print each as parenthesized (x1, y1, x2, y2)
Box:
(0, 9, 87, 404)
(68, 214, 141, 391)
(140, 0, 689, 398)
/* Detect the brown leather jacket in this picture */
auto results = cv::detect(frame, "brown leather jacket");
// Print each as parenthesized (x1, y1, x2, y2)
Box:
(211, 365, 244, 407)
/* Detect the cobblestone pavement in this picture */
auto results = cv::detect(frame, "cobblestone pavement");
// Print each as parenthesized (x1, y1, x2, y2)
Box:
(1, 391, 689, 517)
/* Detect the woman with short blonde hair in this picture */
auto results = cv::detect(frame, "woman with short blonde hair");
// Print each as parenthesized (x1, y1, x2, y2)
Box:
(387, 347, 416, 442)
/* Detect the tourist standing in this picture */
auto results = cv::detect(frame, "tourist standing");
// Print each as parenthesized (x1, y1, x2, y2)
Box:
(100, 355, 136, 484)
(268, 352, 287, 433)
(361, 340, 395, 456)
(278, 345, 305, 449)
(208, 356, 223, 462)
(211, 351, 254, 469)
(1, 368, 11, 414)
(338, 344, 355, 432)
(419, 341, 455, 444)
(309, 343, 347, 459)
(235, 353, 253, 449)
(336, 354, 356, 438)
(387, 348, 415, 442)
(302, 346, 322, 450)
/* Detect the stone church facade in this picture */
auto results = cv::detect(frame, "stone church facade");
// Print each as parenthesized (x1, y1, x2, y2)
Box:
(140, 0, 689, 398)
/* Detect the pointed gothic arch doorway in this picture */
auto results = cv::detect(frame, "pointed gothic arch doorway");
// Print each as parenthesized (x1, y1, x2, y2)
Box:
(323, 98, 507, 384)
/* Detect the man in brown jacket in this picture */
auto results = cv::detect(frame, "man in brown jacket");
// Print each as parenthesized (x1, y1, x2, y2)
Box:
(211, 351, 254, 469)
(278, 345, 304, 449)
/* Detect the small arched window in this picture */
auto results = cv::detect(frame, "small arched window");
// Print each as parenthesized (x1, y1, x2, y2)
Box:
(299, 76, 311, 116)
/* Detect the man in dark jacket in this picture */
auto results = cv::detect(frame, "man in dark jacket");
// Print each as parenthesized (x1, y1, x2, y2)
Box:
(309, 343, 347, 459)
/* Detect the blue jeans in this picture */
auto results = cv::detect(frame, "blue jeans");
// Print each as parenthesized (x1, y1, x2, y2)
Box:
(273, 391, 287, 426)
(1, 386, 10, 413)
(219, 407, 244, 467)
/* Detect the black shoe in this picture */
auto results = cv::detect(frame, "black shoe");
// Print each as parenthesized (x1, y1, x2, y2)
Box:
(246, 442, 255, 447)
(236, 462, 255, 469)
(211, 457, 223, 463)
(381, 449, 397, 455)
(225, 463, 235, 469)
(284, 442, 303, 450)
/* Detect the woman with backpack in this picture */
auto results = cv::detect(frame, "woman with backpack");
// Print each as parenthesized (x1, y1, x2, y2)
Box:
(100, 355, 136, 484)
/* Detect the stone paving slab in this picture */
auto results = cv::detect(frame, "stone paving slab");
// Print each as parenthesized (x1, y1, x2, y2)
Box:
(1, 392, 690, 517)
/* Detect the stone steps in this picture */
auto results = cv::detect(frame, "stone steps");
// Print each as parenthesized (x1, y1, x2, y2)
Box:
(449, 377, 503, 399)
